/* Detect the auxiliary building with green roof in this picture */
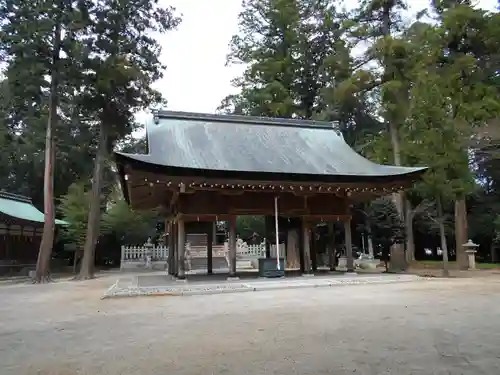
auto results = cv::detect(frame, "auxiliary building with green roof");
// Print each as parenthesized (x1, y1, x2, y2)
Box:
(0, 192, 67, 275)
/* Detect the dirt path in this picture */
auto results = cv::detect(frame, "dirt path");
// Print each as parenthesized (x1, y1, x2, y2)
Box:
(1, 276, 499, 375)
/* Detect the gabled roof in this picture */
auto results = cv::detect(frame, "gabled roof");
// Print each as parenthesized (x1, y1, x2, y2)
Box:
(0, 192, 67, 225)
(115, 111, 426, 182)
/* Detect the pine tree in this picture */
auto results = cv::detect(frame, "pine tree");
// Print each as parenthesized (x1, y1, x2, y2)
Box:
(75, 0, 180, 279)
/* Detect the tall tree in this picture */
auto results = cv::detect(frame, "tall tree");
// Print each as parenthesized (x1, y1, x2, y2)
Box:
(431, 0, 500, 268)
(0, 0, 90, 282)
(404, 66, 473, 275)
(220, 0, 299, 117)
(222, 1, 352, 120)
(221, 0, 381, 156)
(400, 2, 500, 271)
(75, 0, 180, 279)
(348, 0, 410, 271)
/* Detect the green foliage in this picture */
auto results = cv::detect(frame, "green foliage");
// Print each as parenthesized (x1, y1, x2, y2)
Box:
(59, 182, 93, 249)
(403, 69, 474, 200)
(359, 198, 405, 252)
(236, 216, 265, 239)
(0, 0, 179, 209)
(347, 0, 413, 157)
(0, 1, 101, 207)
(219, 0, 379, 146)
(101, 201, 159, 245)
(59, 182, 158, 246)
(403, 4, 500, 202)
(75, 0, 181, 144)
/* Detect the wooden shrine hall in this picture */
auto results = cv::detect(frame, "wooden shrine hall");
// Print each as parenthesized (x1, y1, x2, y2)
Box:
(115, 111, 426, 279)
(0, 191, 67, 275)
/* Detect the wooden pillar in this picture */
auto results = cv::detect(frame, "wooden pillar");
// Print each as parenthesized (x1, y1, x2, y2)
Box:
(311, 224, 317, 272)
(207, 222, 213, 275)
(298, 218, 305, 273)
(228, 218, 237, 278)
(327, 222, 335, 271)
(167, 220, 174, 275)
(171, 221, 178, 276)
(177, 217, 186, 279)
(286, 228, 300, 269)
(344, 218, 354, 272)
(265, 216, 271, 258)
(302, 218, 312, 274)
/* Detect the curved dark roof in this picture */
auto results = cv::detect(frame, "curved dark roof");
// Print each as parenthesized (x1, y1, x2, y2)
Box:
(115, 111, 426, 181)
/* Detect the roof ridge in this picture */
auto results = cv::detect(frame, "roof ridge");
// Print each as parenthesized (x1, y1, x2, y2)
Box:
(153, 110, 340, 130)
(0, 191, 33, 204)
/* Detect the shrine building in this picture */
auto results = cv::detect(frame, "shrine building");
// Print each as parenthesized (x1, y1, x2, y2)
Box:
(114, 111, 426, 279)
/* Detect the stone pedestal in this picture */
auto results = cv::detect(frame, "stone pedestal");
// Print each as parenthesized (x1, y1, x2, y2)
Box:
(144, 238, 153, 269)
(466, 250, 477, 270)
(145, 255, 152, 269)
(336, 256, 347, 272)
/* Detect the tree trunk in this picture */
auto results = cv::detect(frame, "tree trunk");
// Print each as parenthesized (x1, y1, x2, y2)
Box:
(367, 236, 374, 258)
(33, 19, 62, 284)
(379, 0, 406, 273)
(405, 200, 415, 264)
(454, 198, 468, 270)
(72, 250, 79, 273)
(388, 122, 406, 271)
(491, 244, 498, 263)
(384, 248, 389, 272)
(77, 124, 107, 280)
(437, 196, 450, 277)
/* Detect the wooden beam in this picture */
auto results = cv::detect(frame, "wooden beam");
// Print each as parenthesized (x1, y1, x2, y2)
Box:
(126, 168, 417, 193)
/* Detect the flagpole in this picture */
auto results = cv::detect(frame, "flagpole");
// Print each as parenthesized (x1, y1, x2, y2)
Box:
(274, 196, 280, 270)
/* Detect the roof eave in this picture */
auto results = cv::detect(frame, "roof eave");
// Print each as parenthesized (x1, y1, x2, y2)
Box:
(114, 152, 427, 185)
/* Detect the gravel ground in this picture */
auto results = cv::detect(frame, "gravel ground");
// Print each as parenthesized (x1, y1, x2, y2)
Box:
(1, 275, 499, 375)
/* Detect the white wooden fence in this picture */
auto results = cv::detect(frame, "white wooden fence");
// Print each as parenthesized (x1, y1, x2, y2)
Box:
(121, 245, 169, 261)
(120, 238, 285, 270)
(235, 238, 285, 259)
(120, 245, 169, 270)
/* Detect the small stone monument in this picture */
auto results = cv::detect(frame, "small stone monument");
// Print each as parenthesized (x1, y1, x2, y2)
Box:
(336, 256, 348, 272)
(462, 239, 479, 270)
(144, 237, 153, 269)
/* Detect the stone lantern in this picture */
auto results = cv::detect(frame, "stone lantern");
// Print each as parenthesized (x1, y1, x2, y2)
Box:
(144, 237, 154, 269)
(462, 239, 479, 270)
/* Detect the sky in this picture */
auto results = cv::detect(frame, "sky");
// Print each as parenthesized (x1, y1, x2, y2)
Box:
(140, 0, 498, 125)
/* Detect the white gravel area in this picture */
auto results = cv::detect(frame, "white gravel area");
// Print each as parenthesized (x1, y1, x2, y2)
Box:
(1, 275, 499, 375)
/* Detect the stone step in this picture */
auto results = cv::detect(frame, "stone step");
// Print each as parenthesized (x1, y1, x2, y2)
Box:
(236, 260, 254, 269)
(188, 256, 228, 271)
